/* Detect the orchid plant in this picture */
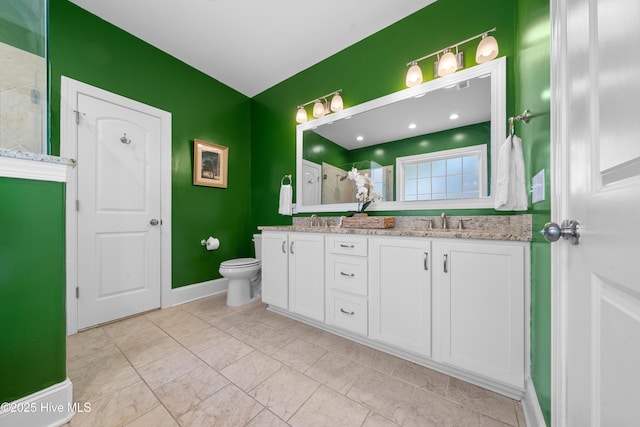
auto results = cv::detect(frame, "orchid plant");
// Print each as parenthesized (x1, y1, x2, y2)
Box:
(347, 167, 383, 213)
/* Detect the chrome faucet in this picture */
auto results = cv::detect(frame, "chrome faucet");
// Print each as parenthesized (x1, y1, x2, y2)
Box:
(310, 214, 319, 227)
(441, 212, 447, 230)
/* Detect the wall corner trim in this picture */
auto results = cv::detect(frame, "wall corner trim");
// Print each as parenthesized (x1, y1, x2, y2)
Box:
(0, 378, 74, 426)
(170, 278, 229, 307)
(522, 377, 547, 427)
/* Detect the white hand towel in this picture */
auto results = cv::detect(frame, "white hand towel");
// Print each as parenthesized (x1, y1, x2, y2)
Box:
(494, 135, 528, 211)
(278, 184, 292, 216)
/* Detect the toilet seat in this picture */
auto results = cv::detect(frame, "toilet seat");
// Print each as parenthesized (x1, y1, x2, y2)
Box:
(220, 258, 260, 268)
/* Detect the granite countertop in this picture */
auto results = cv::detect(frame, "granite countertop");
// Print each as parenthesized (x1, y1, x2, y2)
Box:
(0, 148, 76, 166)
(259, 215, 532, 242)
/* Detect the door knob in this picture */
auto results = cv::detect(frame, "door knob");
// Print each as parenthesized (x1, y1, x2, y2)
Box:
(150, 219, 160, 226)
(541, 220, 580, 245)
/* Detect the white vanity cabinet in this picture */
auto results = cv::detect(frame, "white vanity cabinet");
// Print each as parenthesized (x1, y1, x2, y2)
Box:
(288, 232, 325, 321)
(369, 237, 432, 357)
(325, 235, 369, 336)
(261, 232, 289, 309)
(261, 231, 325, 321)
(435, 240, 525, 388)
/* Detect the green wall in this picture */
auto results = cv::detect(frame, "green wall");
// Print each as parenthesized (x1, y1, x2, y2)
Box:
(515, 0, 551, 424)
(252, 1, 551, 424)
(302, 131, 350, 168)
(0, 177, 66, 403)
(49, 0, 253, 288)
(0, 2, 46, 56)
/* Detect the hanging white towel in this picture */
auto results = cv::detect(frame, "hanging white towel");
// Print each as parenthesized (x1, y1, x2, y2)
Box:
(494, 134, 528, 211)
(278, 184, 293, 216)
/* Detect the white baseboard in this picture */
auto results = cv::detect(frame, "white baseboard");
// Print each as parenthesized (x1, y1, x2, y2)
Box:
(170, 278, 228, 306)
(0, 378, 74, 427)
(522, 377, 547, 427)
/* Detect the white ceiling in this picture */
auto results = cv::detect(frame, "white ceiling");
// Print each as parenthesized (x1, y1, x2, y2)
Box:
(69, 0, 437, 97)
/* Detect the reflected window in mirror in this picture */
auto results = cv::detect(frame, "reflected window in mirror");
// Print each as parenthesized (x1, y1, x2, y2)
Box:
(396, 144, 487, 201)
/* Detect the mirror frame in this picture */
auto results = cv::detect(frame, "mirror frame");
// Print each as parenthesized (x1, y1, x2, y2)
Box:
(296, 57, 506, 213)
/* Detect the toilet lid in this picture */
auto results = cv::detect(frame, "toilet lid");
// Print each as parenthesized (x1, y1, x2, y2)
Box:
(221, 258, 260, 268)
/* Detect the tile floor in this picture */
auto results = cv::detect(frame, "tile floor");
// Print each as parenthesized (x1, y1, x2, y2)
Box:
(64, 293, 526, 426)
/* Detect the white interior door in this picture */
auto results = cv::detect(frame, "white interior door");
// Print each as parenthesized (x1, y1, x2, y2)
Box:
(301, 159, 321, 206)
(76, 93, 162, 329)
(553, 1, 640, 425)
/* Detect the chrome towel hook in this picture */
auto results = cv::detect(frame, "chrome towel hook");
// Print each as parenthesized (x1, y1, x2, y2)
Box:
(120, 133, 132, 144)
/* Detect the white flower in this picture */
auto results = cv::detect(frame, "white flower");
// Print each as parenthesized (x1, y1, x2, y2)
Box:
(347, 167, 381, 211)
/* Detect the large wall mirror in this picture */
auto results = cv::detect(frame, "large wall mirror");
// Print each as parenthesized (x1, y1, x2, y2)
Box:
(295, 57, 506, 213)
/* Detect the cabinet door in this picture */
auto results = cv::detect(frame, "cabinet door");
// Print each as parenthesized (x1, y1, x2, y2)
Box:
(370, 237, 431, 356)
(261, 232, 289, 309)
(439, 241, 525, 388)
(289, 232, 325, 321)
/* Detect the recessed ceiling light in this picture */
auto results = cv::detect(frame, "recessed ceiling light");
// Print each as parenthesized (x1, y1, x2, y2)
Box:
(408, 123, 417, 129)
(449, 113, 460, 120)
(356, 136, 364, 141)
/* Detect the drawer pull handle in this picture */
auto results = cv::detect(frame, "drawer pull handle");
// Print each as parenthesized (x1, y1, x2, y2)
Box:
(340, 308, 355, 316)
(444, 253, 448, 273)
(340, 272, 355, 278)
(290, 241, 295, 254)
(340, 244, 355, 248)
(281, 241, 286, 253)
(424, 251, 429, 271)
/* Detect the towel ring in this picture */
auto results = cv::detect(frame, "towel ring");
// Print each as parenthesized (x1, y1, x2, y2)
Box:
(281, 174, 292, 185)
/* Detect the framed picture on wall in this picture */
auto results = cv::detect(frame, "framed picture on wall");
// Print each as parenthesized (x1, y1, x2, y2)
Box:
(193, 139, 228, 188)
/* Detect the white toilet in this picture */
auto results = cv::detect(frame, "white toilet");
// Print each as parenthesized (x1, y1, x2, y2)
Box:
(219, 234, 262, 306)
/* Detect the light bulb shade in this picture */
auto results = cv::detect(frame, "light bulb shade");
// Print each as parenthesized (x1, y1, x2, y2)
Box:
(476, 34, 499, 63)
(296, 106, 308, 123)
(437, 50, 458, 77)
(312, 100, 325, 118)
(406, 63, 423, 87)
(330, 93, 343, 112)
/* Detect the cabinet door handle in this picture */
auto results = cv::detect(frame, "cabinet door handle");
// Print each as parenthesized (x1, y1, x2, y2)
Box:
(443, 254, 448, 273)
(340, 244, 355, 248)
(281, 241, 286, 253)
(424, 251, 429, 270)
(290, 241, 295, 254)
(340, 308, 355, 316)
(340, 272, 355, 278)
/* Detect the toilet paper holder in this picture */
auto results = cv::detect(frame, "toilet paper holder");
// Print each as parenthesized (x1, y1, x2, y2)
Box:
(201, 236, 220, 250)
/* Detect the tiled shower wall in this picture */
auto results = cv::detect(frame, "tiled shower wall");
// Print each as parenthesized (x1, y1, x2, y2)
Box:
(0, 41, 46, 154)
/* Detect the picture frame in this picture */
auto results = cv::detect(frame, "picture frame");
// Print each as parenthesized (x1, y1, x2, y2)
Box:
(193, 139, 228, 188)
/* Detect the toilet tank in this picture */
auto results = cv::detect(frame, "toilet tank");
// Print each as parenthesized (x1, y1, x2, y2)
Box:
(253, 234, 262, 259)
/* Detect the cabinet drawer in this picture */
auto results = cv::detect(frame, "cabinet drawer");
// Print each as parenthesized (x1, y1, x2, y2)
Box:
(327, 235, 368, 256)
(328, 292, 368, 336)
(327, 254, 367, 296)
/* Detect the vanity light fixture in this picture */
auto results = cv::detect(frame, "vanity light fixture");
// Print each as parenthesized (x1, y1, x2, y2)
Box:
(405, 28, 498, 86)
(295, 90, 343, 123)
(476, 33, 499, 63)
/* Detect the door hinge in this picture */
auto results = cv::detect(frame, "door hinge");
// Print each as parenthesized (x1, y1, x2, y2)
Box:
(75, 200, 80, 211)
(73, 110, 86, 125)
(76, 286, 79, 299)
